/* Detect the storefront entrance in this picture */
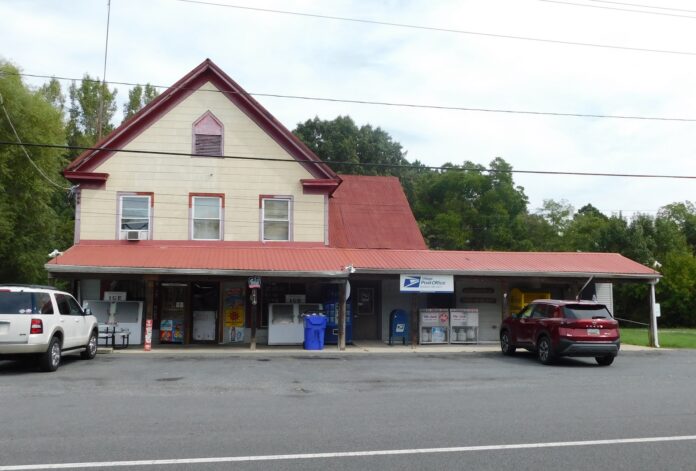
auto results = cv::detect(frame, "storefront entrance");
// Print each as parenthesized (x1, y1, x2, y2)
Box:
(352, 282, 380, 340)
(191, 282, 219, 343)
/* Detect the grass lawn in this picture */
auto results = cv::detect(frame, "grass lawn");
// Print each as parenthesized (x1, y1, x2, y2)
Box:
(620, 327, 696, 349)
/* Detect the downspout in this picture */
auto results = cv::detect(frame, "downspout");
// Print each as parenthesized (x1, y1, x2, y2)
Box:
(648, 279, 660, 348)
(576, 276, 594, 300)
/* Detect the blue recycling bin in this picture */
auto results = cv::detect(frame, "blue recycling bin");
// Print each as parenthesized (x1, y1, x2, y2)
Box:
(389, 309, 409, 345)
(303, 314, 327, 350)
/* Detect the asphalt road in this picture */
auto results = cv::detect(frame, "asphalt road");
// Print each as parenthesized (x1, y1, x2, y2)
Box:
(1, 348, 695, 470)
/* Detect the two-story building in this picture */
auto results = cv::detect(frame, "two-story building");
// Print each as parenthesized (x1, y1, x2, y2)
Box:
(46, 59, 661, 348)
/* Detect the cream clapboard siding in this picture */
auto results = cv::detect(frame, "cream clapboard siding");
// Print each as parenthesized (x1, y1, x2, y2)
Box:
(79, 82, 326, 242)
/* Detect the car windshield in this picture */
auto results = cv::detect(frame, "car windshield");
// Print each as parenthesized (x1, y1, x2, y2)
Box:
(563, 304, 613, 320)
(0, 292, 39, 314)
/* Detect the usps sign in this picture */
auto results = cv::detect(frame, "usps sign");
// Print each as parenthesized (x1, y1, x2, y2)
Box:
(400, 274, 454, 293)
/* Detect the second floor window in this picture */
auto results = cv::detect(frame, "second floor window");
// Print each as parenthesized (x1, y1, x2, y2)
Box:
(120, 195, 151, 239)
(193, 111, 223, 157)
(192, 196, 222, 240)
(262, 197, 291, 241)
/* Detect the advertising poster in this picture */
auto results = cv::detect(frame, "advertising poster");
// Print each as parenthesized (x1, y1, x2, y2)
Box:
(160, 319, 184, 344)
(223, 286, 245, 343)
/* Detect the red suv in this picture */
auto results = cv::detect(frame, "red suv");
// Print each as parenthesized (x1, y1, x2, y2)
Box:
(500, 299, 620, 365)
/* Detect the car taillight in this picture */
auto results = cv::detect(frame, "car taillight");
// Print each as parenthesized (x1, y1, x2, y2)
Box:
(30, 319, 43, 334)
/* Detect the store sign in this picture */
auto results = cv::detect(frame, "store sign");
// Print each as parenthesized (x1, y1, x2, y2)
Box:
(248, 276, 261, 289)
(104, 291, 126, 302)
(400, 274, 454, 293)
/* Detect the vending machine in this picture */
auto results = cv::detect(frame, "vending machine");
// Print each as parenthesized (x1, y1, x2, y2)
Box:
(449, 308, 479, 344)
(419, 308, 449, 344)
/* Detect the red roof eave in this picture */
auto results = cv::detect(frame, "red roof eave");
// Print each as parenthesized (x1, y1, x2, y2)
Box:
(301, 178, 341, 195)
(45, 242, 661, 280)
(63, 171, 109, 184)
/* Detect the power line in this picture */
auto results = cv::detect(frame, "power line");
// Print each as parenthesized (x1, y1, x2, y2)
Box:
(171, 0, 696, 56)
(0, 93, 72, 191)
(3, 71, 696, 123)
(587, 0, 696, 14)
(2, 140, 695, 180)
(540, 0, 696, 19)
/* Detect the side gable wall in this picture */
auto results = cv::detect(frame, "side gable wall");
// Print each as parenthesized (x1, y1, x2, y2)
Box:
(79, 82, 326, 242)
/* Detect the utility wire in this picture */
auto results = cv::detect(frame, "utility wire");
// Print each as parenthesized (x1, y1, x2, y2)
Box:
(2, 140, 695, 180)
(587, 0, 696, 14)
(0, 94, 72, 191)
(540, 0, 696, 19)
(97, 0, 112, 141)
(3, 71, 696, 123)
(172, 0, 696, 56)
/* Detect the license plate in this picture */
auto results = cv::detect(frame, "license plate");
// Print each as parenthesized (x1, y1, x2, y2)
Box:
(587, 328, 600, 336)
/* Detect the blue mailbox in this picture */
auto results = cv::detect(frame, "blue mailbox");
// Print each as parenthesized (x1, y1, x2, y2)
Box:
(389, 309, 409, 345)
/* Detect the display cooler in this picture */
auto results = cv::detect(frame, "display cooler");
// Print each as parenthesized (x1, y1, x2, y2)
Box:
(419, 308, 450, 344)
(323, 302, 352, 344)
(268, 303, 322, 345)
(449, 308, 479, 344)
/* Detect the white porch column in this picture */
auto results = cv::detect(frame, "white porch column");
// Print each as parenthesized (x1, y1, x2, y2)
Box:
(648, 279, 660, 348)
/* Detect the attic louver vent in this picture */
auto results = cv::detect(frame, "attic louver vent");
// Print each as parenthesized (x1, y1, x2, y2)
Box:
(195, 134, 222, 156)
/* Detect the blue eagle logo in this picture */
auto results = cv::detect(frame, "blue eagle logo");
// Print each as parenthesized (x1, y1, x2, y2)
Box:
(403, 276, 421, 288)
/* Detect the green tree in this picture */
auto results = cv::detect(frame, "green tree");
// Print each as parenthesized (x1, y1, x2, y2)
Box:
(67, 74, 117, 158)
(564, 204, 608, 252)
(411, 158, 530, 250)
(293, 115, 411, 176)
(122, 83, 159, 123)
(658, 202, 696, 253)
(0, 61, 71, 283)
(656, 250, 696, 326)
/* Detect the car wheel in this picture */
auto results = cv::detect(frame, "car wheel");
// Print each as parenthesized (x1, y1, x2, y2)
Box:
(500, 330, 516, 355)
(40, 336, 62, 372)
(537, 336, 555, 365)
(595, 355, 615, 366)
(81, 331, 98, 360)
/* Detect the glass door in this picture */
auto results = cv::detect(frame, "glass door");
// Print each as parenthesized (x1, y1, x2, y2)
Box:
(159, 283, 188, 344)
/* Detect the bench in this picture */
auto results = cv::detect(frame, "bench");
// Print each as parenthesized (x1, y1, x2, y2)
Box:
(98, 324, 130, 349)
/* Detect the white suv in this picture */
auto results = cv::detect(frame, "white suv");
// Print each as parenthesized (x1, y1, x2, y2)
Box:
(0, 285, 99, 371)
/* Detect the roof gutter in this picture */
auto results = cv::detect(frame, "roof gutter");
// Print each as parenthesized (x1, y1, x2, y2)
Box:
(351, 268, 662, 280)
(45, 264, 349, 278)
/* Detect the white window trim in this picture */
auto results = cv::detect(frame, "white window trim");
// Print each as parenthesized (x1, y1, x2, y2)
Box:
(261, 196, 293, 242)
(191, 196, 223, 241)
(117, 193, 152, 240)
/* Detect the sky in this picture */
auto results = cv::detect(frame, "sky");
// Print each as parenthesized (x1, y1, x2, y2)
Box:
(2, 0, 696, 218)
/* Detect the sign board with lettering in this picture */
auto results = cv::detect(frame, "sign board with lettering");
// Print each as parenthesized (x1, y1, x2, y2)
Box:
(248, 276, 261, 289)
(399, 274, 454, 293)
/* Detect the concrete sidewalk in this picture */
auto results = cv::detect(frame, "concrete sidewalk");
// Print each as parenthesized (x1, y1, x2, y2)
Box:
(100, 340, 654, 355)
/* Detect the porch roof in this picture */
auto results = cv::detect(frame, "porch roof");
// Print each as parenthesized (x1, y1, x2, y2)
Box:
(45, 241, 661, 280)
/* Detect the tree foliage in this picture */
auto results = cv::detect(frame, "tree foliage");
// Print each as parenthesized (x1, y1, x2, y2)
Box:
(122, 83, 159, 123)
(293, 115, 411, 176)
(410, 158, 529, 250)
(66, 74, 117, 158)
(0, 61, 71, 283)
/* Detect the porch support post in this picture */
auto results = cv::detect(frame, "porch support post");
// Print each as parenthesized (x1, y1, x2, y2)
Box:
(411, 293, 418, 348)
(145, 279, 155, 322)
(648, 279, 660, 348)
(338, 280, 347, 351)
(250, 288, 257, 351)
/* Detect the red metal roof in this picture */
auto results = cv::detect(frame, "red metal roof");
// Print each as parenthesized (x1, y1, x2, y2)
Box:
(329, 175, 427, 249)
(46, 241, 660, 280)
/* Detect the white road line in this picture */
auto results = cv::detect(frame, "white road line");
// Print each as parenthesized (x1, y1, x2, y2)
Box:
(2, 435, 695, 470)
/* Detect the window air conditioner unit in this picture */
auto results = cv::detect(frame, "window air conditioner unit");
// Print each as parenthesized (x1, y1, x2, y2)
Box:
(126, 230, 143, 241)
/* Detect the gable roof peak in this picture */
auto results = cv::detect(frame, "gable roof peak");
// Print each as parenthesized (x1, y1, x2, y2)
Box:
(65, 59, 337, 181)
